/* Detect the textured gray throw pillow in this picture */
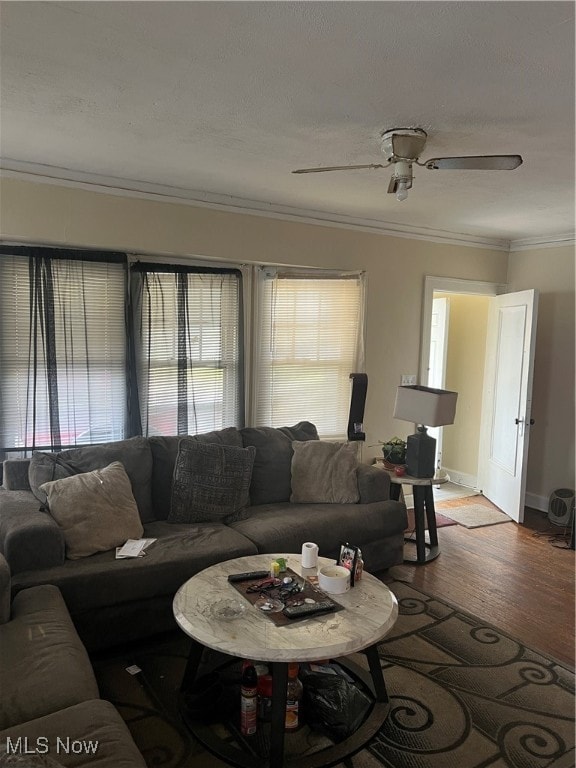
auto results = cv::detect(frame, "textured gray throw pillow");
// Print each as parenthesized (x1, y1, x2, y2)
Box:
(40, 461, 144, 559)
(169, 440, 256, 524)
(290, 441, 360, 503)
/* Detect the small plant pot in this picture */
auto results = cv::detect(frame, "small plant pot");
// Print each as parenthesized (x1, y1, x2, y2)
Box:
(381, 440, 407, 465)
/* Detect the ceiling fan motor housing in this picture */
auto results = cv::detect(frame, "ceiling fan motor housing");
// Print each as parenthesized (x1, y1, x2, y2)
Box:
(381, 128, 428, 163)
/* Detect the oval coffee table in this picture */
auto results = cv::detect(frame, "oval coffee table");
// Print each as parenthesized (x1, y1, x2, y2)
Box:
(173, 553, 398, 768)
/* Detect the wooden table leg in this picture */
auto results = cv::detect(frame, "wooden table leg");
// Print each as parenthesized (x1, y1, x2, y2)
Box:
(424, 485, 439, 549)
(404, 484, 441, 564)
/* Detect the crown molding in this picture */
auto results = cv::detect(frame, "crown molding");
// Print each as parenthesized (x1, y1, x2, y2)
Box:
(508, 233, 576, 252)
(0, 160, 539, 253)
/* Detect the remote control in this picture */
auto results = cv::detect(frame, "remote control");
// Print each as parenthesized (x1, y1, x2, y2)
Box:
(227, 570, 270, 582)
(283, 601, 336, 619)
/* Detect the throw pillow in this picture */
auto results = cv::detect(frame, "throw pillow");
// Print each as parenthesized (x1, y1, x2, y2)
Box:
(290, 441, 360, 504)
(28, 437, 154, 522)
(149, 427, 243, 520)
(169, 440, 256, 524)
(240, 422, 319, 505)
(39, 461, 144, 560)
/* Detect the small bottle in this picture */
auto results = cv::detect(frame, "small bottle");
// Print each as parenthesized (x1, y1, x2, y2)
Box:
(240, 661, 258, 735)
(355, 549, 364, 581)
(285, 663, 303, 731)
(257, 673, 273, 721)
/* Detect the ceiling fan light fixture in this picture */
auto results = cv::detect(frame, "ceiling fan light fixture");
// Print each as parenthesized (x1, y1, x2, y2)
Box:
(395, 179, 409, 202)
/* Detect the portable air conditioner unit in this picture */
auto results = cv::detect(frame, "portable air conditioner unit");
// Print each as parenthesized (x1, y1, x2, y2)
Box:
(547, 488, 575, 527)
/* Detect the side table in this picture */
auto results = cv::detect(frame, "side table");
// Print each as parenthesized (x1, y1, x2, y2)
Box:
(383, 468, 448, 564)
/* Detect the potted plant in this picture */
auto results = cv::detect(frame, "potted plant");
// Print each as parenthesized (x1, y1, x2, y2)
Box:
(377, 437, 407, 466)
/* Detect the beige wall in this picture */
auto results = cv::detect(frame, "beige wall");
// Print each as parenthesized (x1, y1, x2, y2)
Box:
(507, 246, 575, 505)
(434, 293, 490, 480)
(0, 177, 513, 472)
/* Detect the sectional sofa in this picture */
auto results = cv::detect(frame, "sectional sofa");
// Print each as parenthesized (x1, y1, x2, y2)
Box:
(0, 554, 146, 767)
(0, 422, 407, 652)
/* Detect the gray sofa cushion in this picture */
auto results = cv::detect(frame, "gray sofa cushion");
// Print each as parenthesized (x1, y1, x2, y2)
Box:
(28, 437, 154, 523)
(0, 584, 99, 730)
(0, 490, 65, 573)
(149, 428, 243, 520)
(0, 699, 147, 768)
(240, 422, 319, 505)
(10, 522, 258, 616)
(0, 750, 64, 766)
(0, 555, 10, 625)
(169, 440, 256, 524)
(229, 500, 407, 565)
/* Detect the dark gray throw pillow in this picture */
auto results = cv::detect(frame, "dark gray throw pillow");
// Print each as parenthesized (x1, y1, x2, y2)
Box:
(149, 427, 243, 520)
(169, 440, 256, 524)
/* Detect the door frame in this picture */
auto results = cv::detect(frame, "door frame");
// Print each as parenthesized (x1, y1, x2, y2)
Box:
(419, 276, 508, 489)
(419, 276, 508, 384)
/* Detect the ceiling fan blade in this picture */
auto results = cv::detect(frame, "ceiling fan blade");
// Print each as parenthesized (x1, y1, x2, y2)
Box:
(425, 155, 523, 171)
(292, 163, 385, 174)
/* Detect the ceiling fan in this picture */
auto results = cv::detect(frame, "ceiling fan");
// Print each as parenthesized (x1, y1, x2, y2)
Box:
(292, 128, 522, 201)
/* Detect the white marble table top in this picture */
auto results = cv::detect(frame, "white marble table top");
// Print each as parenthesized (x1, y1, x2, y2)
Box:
(380, 468, 449, 486)
(173, 554, 398, 663)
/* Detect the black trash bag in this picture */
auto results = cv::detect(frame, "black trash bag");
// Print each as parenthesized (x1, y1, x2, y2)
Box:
(301, 671, 372, 742)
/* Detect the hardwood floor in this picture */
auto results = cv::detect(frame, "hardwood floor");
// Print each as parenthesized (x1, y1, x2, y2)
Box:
(380, 507, 575, 668)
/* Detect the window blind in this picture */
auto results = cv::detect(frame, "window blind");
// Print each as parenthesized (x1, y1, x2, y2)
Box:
(0, 251, 127, 452)
(131, 266, 243, 436)
(254, 271, 365, 437)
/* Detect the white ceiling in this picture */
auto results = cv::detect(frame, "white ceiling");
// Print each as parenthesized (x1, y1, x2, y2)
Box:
(1, 1, 575, 247)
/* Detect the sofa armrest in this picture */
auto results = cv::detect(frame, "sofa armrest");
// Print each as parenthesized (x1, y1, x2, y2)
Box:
(2, 459, 31, 491)
(0, 489, 65, 574)
(357, 464, 392, 504)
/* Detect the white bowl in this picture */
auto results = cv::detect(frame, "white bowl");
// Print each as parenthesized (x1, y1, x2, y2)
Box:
(318, 564, 351, 594)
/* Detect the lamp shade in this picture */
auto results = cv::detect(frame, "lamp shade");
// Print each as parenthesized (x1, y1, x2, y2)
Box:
(393, 385, 458, 427)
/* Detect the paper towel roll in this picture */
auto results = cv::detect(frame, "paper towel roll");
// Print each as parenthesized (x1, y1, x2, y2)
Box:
(301, 541, 319, 568)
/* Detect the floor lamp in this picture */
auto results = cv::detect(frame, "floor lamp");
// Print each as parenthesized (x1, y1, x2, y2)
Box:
(393, 385, 458, 478)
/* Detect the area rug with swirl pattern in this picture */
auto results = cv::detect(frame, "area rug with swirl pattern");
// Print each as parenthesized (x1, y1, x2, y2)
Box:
(92, 580, 574, 768)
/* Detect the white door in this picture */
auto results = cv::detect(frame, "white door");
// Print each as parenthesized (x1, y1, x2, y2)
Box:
(479, 289, 539, 522)
(427, 297, 449, 468)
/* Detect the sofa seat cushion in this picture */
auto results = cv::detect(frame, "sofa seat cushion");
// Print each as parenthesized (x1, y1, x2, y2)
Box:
(0, 585, 99, 730)
(28, 438, 154, 523)
(240, 422, 319, 506)
(229, 500, 407, 563)
(40, 462, 144, 560)
(0, 699, 146, 767)
(149, 428, 243, 520)
(11, 523, 258, 616)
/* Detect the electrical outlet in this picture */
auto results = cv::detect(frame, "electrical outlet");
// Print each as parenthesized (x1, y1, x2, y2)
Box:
(401, 374, 417, 385)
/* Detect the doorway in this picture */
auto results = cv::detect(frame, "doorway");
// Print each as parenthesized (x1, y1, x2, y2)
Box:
(420, 277, 538, 522)
(420, 277, 504, 496)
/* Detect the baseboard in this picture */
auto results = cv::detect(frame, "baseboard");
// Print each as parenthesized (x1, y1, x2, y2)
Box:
(443, 467, 479, 490)
(525, 491, 548, 513)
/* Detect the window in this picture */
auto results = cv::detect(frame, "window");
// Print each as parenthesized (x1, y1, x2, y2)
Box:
(253, 270, 365, 437)
(131, 265, 243, 436)
(0, 249, 127, 453)
(0, 248, 364, 451)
